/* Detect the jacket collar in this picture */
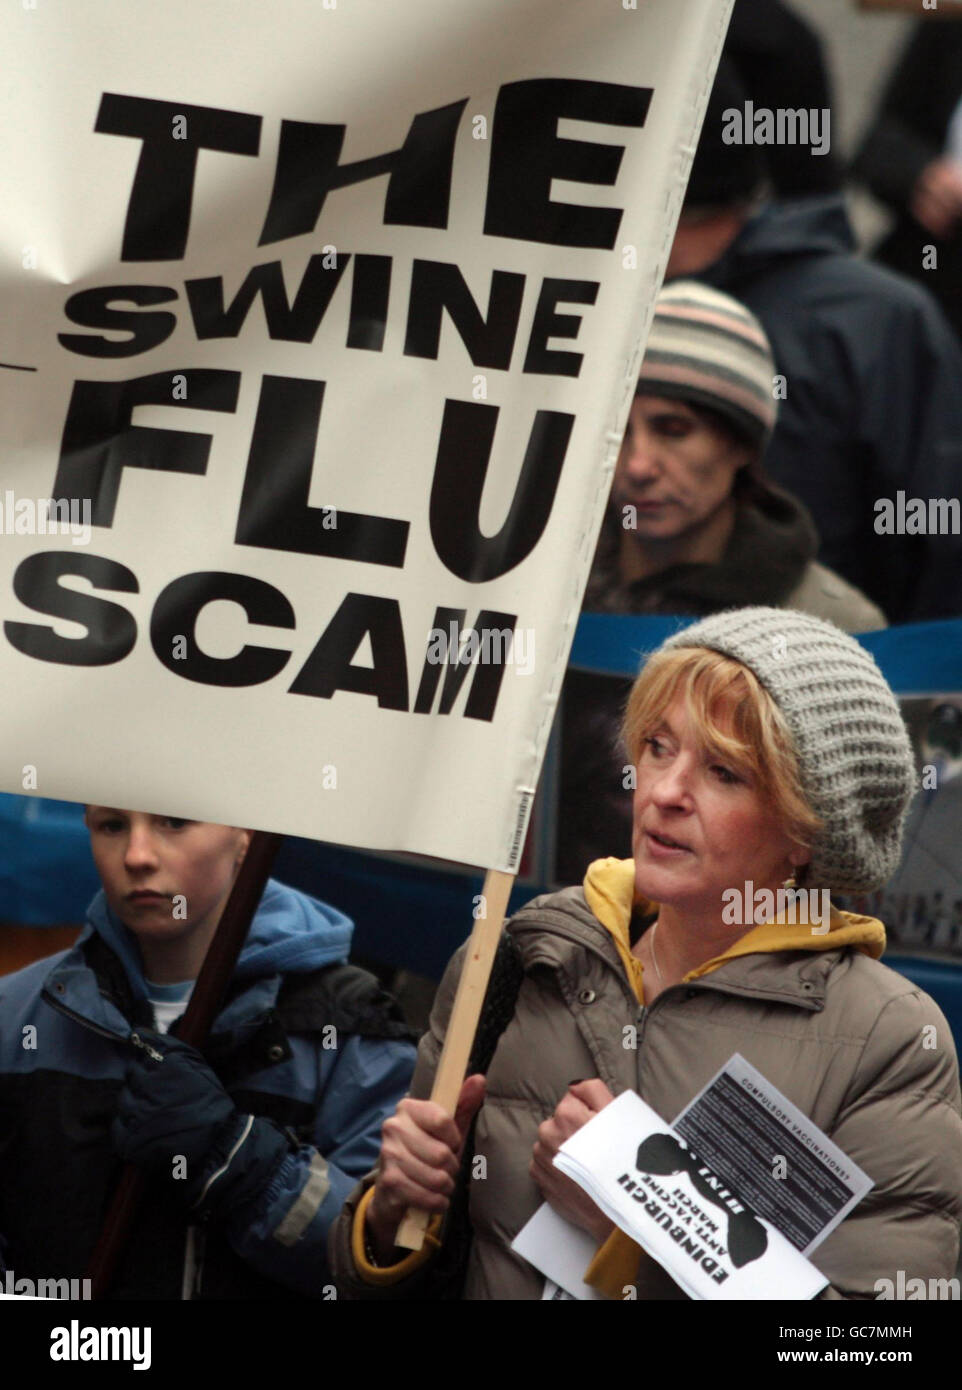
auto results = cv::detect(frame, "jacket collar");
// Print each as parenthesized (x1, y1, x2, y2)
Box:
(42, 930, 282, 1043)
(584, 486, 817, 616)
(42, 935, 145, 1043)
(509, 875, 874, 1015)
(582, 856, 884, 961)
(701, 194, 856, 289)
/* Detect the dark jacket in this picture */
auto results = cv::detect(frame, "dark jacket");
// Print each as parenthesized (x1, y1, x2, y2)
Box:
(0, 878, 415, 1299)
(852, 19, 962, 343)
(583, 482, 885, 631)
(693, 195, 962, 623)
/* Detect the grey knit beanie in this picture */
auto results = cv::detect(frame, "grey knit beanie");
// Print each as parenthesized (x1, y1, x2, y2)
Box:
(659, 607, 917, 893)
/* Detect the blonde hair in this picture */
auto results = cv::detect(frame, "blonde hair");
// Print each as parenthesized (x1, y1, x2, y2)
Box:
(622, 647, 822, 853)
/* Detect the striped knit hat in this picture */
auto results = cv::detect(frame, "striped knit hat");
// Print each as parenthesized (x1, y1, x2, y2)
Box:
(637, 281, 777, 447)
(660, 608, 917, 893)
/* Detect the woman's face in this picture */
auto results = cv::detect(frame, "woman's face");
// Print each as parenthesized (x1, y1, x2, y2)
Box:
(612, 395, 751, 541)
(631, 693, 806, 920)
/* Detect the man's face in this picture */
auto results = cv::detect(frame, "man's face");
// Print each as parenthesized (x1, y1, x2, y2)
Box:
(613, 395, 750, 543)
(665, 207, 746, 279)
(631, 694, 804, 918)
(85, 809, 250, 947)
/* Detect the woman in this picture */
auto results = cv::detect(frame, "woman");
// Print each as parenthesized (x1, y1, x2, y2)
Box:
(329, 607, 962, 1299)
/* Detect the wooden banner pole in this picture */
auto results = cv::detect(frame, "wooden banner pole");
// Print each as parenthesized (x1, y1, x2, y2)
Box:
(394, 866, 515, 1252)
(85, 829, 284, 1298)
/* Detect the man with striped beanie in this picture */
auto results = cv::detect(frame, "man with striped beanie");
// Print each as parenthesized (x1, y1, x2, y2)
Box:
(583, 279, 882, 632)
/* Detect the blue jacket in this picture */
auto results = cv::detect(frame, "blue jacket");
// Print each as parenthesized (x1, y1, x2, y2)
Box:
(0, 878, 416, 1299)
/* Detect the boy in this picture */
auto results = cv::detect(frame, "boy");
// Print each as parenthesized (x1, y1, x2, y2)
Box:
(0, 808, 416, 1298)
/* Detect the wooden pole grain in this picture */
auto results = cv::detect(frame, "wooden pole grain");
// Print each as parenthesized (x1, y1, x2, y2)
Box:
(394, 866, 515, 1251)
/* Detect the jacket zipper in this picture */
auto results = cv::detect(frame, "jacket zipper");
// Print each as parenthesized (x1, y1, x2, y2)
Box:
(129, 1031, 164, 1062)
(42, 987, 132, 1044)
(634, 984, 687, 1050)
(44, 985, 203, 1298)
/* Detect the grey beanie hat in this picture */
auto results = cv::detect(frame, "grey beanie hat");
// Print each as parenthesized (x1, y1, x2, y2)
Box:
(659, 607, 917, 893)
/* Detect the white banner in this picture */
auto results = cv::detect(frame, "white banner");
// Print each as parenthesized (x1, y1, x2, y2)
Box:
(0, 0, 731, 868)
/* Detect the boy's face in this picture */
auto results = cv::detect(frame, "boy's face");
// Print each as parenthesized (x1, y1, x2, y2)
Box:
(85, 809, 251, 950)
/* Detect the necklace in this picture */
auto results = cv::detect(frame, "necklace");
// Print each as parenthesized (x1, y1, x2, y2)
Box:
(649, 921, 664, 981)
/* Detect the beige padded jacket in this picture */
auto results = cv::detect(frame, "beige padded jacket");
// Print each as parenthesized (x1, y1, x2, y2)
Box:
(329, 885, 962, 1300)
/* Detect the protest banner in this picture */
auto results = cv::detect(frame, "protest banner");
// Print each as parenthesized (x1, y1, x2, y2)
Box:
(2, 0, 734, 1259)
(1, 0, 733, 873)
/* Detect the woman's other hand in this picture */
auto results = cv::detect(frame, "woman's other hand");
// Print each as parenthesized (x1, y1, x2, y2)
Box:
(366, 1073, 486, 1261)
(530, 1079, 616, 1244)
